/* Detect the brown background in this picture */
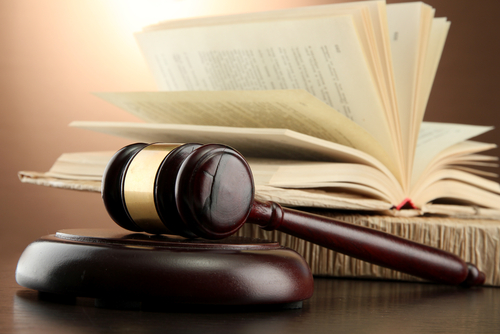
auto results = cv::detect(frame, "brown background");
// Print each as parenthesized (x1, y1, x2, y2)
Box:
(1, 0, 499, 252)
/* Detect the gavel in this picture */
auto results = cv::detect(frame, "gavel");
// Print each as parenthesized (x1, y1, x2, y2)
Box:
(102, 142, 485, 287)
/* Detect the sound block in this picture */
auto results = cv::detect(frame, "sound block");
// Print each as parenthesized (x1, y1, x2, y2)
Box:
(15, 229, 314, 309)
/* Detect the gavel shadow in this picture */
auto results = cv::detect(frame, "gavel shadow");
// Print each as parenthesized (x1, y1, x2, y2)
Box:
(14, 288, 305, 334)
(23, 289, 304, 313)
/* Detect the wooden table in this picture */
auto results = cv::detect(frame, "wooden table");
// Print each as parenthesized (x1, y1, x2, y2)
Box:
(1, 237, 499, 334)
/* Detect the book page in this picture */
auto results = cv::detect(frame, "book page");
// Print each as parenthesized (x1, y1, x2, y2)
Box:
(451, 155, 498, 167)
(418, 141, 497, 174)
(411, 122, 494, 185)
(411, 168, 500, 200)
(95, 90, 396, 175)
(413, 18, 450, 134)
(452, 166, 498, 179)
(413, 180, 500, 210)
(144, 1, 383, 32)
(45, 151, 114, 179)
(411, 141, 497, 192)
(70, 121, 400, 186)
(142, 1, 397, 119)
(263, 162, 403, 203)
(244, 158, 399, 203)
(254, 184, 393, 211)
(265, 182, 393, 203)
(142, 1, 401, 149)
(386, 2, 435, 186)
(421, 203, 500, 219)
(135, 13, 399, 170)
(140, 1, 395, 119)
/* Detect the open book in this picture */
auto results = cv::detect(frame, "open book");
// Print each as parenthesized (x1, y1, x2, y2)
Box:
(19, 1, 500, 218)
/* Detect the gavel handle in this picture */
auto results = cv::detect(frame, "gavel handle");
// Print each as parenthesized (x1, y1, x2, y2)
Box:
(248, 201, 485, 287)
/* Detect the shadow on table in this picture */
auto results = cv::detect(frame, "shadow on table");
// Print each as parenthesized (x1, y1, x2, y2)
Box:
(12, 278, 499, 334)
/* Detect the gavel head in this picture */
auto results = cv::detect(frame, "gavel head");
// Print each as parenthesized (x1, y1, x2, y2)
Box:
(101, 143, 255, 239)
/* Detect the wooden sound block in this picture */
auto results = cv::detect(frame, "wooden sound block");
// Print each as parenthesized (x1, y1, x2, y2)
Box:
(15, 229, 314, 310)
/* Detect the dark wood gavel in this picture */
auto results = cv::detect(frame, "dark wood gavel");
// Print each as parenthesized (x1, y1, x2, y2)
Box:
(102, 142, 485, 287)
